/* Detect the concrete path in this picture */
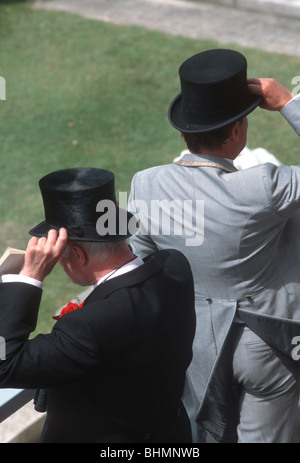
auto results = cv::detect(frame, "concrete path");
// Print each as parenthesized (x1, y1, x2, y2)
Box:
(34, 0, 300, 57)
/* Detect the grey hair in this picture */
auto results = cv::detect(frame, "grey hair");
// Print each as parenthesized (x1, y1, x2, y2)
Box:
(63, 239, 129, 261)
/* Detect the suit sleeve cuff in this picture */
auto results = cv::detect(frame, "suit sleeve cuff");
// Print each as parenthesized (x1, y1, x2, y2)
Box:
(281, 94, 300, 135)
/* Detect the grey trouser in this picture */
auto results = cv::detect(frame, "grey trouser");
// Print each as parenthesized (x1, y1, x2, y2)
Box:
(233, 325, 300, 443)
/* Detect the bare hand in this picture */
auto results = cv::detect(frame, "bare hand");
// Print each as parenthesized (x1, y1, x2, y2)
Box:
(248, 78, 293, 111)
(20, 228, 68, 282)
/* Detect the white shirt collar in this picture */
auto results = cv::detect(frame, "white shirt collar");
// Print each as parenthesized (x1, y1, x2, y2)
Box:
(94, 256, 144, 288)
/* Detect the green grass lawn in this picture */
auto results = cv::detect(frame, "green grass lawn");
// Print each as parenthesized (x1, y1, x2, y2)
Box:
(0, 0, 300, 332)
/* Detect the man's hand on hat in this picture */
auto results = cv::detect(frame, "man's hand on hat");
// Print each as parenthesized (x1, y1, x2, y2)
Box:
(248, 78, 293, 111)
(20, 228, 69, 282)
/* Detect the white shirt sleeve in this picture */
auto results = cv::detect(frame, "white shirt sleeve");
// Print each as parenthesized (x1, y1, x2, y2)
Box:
(2, 274, 43, 289)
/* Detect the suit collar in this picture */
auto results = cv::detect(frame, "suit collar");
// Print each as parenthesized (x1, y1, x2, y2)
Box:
(84, 254, 162, 302)
(178, 152, 238, 172)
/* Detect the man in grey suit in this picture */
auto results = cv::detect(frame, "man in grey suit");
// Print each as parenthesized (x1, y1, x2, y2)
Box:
(128, 48, 300, 443)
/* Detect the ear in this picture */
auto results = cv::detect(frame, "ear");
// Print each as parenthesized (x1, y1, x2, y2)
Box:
(70, 245, 88, 266)
(229, 121, 241, 142)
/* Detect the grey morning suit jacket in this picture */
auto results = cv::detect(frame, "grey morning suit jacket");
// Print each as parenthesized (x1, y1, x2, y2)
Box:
(128, 96, 300, 442)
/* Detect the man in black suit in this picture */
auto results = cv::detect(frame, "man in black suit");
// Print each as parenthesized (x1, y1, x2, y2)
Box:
(0, 168, 195, 443)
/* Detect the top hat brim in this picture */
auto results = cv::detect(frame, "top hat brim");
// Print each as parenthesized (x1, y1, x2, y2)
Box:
(29, 208, 137, 242)
(168, 92, 261, 133)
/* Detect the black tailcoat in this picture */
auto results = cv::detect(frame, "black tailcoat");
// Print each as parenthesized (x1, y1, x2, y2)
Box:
(0, 250, 195, 443)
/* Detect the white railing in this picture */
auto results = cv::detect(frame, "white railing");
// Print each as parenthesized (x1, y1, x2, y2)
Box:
(0, 389, 35, 423)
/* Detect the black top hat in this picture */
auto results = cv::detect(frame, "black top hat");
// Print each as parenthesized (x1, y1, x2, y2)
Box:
(168, 49, 261, 133)
(29, 167, 136, 242)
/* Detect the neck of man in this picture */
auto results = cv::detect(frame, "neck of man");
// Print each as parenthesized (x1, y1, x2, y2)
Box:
(195, 144, 240, 160)
(92, 246, 137, 284)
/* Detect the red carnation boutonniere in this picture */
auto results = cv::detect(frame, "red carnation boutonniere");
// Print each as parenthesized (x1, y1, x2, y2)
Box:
(53, 300, 85, 320)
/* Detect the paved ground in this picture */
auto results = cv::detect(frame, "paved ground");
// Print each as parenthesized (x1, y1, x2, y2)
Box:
(34, 0, 300, 57)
